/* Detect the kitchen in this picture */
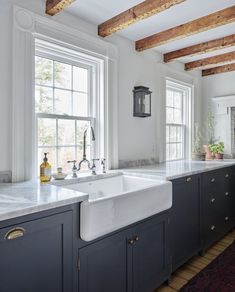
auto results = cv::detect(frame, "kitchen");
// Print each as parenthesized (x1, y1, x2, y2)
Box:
(1, 0, 235, 291)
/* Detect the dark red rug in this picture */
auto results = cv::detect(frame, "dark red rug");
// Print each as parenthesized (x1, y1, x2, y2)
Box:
(180, 241, 235, 292)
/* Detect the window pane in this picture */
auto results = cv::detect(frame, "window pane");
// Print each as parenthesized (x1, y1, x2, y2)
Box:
(166, 90, 174, 107)
(173, 108, 182, 124)
(58, 119, 75, 145)
(174, 92, 182, 109)
(177, 127, 183, 143)
(35, 86, 53, 113)
(54, 61, 72, 89)
(35, 57, 53, 86)
(58, 147, 76, 173)
(166, 144, 170, 161)
(54, 89, 71, 115)
(177, 143, 183, 159)
(38, 147, 56, 173)
(166, 107, 174, 123)
(169, 126, 177, 143)
(73, 92, 88, 116)
(38, 118, 56, 146)
(73, 66, 88, 92)
(169, 144, 177, 160)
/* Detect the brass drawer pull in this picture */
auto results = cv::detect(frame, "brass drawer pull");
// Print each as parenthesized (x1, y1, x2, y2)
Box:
(211, 178, 215, 183)
(225, 192, 229, 196)
(225, 216, 229, 221)
(134, 236, 139, 242)
(210, 225, 215, 231)
(4, 227, 25, 240)
(225, 173, 229, 178)
(186, 177, 192, 182)
(211, 198, 216, 203)
(128, 239, 134, 245)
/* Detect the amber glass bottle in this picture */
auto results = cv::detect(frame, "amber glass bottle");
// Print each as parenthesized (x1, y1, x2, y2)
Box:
(40, 153, 52, 182)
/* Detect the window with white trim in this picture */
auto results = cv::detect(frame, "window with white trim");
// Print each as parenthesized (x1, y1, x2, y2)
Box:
(166, 80, 192, 161)
(35, 39, 104, 174)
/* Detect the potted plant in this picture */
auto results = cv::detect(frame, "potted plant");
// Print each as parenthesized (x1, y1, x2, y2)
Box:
(192, 123, 205, 161)
(209, 142, 224, 160)
(203, 111, 216, 160)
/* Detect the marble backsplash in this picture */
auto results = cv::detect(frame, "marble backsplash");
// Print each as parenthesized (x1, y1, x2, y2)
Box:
(0, 171, 12, 183)
(118, 158, 158, 169)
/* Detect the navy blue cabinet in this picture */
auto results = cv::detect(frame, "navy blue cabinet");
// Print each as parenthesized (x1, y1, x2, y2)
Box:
(78, 213, 169, 292)
(0, 211, 73, 292)
(202, 167, 235, 249)
(169, 175, 201, 272)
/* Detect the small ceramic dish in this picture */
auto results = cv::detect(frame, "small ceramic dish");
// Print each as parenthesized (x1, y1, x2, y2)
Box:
(52, 173, 68, 180)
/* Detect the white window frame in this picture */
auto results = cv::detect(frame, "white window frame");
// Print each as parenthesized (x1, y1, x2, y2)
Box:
(35, 39, 103, 173)
(165, 79, 192, 161)
(12, 5, 118, 182)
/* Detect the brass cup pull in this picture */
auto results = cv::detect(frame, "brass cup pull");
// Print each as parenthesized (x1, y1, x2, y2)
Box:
(225, 192, 229, 196)
(128, 239, 134, 245)
(225, 216, 229, 221)
(225, 174, 229, 178)
(211, 198, 216, 203)
(211, 178, 215, 183)
(4, 227, 25, 240)
(210, 225, 215, 231)
(186, 177, 192, 182)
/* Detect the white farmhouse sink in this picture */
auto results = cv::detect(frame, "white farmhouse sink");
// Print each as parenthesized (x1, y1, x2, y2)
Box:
(63, 174, 172, 241)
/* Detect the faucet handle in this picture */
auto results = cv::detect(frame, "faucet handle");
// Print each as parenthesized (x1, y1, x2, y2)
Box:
(101, 158, 106, 174)
(67, 160, 77, 178)
(91, 159, 99, 175)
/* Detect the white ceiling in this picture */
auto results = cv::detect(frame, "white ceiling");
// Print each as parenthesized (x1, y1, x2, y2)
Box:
(65, 0, 235, 64)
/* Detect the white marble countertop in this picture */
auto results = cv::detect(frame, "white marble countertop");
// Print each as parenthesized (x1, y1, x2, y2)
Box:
(121, 160, 235, 180)
(1, 160, 235, 222)
(0, 179, 88, 222)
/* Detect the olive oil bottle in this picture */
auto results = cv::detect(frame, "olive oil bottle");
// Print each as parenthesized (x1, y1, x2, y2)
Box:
(40, 153, 52, 182)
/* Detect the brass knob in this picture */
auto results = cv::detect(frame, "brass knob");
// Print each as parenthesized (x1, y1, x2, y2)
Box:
(225, 174, 229, 178)
(225, 216, 229, 221)
(4, 227, 25, 240)
(225, 192, 229, 196)
(128, 239, 134, 245)
(134, 236, 139, 242)
(211, 198, 216, 203)
(210, 225, 215, 231)
(211, 178, 215, 183)
(186, 177, 192, 182)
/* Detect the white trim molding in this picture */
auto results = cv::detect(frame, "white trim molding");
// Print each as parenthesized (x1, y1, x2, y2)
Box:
(12, 5, 118, 182)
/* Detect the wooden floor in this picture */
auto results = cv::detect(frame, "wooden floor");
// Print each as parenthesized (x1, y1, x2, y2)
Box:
(155, 230, 235, 292)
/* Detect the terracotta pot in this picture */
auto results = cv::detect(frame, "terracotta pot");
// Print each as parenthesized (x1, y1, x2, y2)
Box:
(203, 145, 214, 160)
(192, 153, 205, 161)
(215, 153, 224, 160)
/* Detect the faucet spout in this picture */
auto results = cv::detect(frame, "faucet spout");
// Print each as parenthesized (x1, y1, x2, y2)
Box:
(83, 126, 95, 160)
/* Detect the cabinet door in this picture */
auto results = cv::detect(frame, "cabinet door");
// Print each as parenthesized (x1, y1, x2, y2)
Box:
(169, 175, 200, 271)
(0, 211, 73, 292)
(132, 214, 169, 292)
(78, 229, 131, 292)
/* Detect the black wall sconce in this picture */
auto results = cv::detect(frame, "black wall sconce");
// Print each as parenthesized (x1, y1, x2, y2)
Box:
(133, 86, 152, 118)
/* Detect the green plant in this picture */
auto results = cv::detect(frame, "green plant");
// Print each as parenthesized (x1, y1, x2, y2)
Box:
(209, 142, 224, 154)
(192, 122, 202, 153)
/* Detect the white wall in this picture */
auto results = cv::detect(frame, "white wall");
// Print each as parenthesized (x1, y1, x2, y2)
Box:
(0, 0, 202, 173)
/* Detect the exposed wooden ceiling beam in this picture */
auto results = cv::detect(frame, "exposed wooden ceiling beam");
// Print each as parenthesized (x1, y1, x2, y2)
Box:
(202, 63, 235, 77)
(46, 0, 75, 16)
(98, 0, 186, 38)
(185, 51, 235, 71)
(136, 5, 235, 51)
(164, 34, 235, 63)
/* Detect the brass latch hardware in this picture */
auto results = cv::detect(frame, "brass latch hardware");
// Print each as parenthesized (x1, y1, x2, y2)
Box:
(4, 227, 25, 240)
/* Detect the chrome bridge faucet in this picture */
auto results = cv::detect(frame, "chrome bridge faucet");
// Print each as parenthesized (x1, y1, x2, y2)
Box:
(67, 126, 99, 176)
